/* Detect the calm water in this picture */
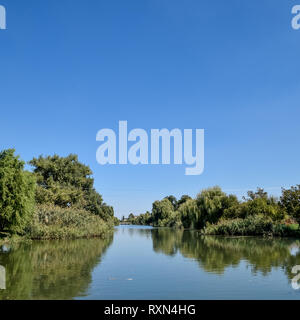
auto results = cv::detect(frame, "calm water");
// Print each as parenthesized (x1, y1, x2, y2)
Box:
(1, 225, 300, 300)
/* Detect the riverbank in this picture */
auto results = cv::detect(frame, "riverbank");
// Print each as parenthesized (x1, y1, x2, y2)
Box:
(0, 205, 116, 245)
(126, 186, 300, 238)
(28, 205, 115, 240)
(0, 150, 118, 244)
(203, 216, 300, 238)
(127, 222, 300, 238)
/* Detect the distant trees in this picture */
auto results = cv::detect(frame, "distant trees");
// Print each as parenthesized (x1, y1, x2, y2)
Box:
(128, 211, 152, 225)
(0, 149, 36, 234)
(130, 185, 300, 236)
(128, 213, 135, 220)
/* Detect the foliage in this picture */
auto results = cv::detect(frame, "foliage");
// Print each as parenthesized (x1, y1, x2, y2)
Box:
(0, 149, 36, 234)
(151, 228, 300, 278)
(128, 211, 152, 225)
(29, 154, 113, 221)
(177, 199, 199, 229)
(130, 185, 300, 237)
(152, 199, 174, 227)
(224, 193, 283, 221)
(0, 236, 113, 300)
(164, 195, 178, 210)
(196, 187, 238, 229)
(27, 205, 113, 240)
(203, 216, 300, 237)
(113, 216, 120, 226)
(177, 195, 192, 207)
(280, 185, 300, 223)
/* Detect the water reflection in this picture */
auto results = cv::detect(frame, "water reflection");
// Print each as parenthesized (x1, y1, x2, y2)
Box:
(0, 236, 113, 300)
(151, 228, 300, 281)
(1, 227, 300, 300)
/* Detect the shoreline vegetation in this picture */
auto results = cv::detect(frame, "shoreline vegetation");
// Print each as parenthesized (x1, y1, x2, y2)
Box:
(125, 186, 300, 238)
(0, 149, 118, 245)
(1, 148, 300, 244)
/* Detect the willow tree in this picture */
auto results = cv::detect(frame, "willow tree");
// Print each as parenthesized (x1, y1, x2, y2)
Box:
(152, 199, 174, 227)
(196, 186, 238, 229)
(0, 149, 36, 234)
(177, 199, 199, 229)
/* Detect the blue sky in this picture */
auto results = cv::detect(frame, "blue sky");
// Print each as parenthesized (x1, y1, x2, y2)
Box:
(0, 0, 299, 217)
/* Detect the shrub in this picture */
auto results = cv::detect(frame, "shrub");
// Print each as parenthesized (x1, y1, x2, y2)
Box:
(27, 205, 113, 240)
(203, 215, 300, 237)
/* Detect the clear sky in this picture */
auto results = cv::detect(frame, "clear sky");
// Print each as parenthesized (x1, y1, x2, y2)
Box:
(0, 0, 299, 218)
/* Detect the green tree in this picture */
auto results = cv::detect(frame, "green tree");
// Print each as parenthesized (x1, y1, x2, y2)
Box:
(177, 199, 199, 229)
(0, 149, 36, 234)
(164, 195, 178, 210)
(128, 213, 135, 219)
(280, 185, 300, 223)
(225, 189, 282, 221)
(244, 188, 268, 201)
(29, 154, 112, 220)
(152, 199, 174, 227)
(196, 186, 235, 229)
(177, 195, 192, 208)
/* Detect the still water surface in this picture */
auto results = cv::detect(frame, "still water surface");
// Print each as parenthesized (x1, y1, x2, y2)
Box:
(1, 225, 300, 299)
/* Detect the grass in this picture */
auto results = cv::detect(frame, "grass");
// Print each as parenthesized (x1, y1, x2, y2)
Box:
(25, 205, 114, 240)
(203, 215, 300, 238)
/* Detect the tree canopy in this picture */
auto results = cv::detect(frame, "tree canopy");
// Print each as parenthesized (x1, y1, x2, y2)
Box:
(29, 154, 113, 220)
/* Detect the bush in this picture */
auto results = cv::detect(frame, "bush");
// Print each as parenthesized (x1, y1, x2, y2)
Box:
(0, 149, 36, 234)
(27, 205, 113, 240)
(203, 215, 300, 237)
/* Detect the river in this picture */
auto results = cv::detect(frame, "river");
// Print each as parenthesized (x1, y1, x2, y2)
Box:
(0, 225, 300, 300)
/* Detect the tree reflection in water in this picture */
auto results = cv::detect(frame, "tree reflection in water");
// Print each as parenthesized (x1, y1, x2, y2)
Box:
(1, 228, 300, 300)
(151, 228, 300, 281)
(0, 236, 113, 300)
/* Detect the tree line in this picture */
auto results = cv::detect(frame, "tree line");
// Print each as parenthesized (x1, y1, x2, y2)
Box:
(126, 186, 300, 237)
(0, 149, 117, 239)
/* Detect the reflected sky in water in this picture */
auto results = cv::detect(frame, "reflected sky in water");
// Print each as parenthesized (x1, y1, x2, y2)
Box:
(1, 226, 300, 300)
